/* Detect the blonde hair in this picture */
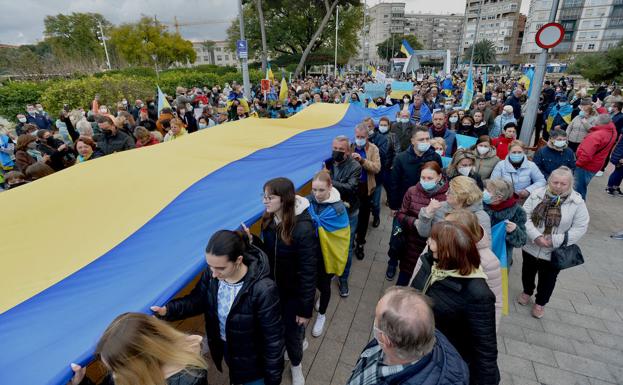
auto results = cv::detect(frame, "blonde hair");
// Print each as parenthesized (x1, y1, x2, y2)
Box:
(430, 137, 446, 151)
(485, 178, 514, 201)
(508, 139, 524, 153)
(449, 176, 483, 206)
(444, 209, 483, 243)
(97, 313, 207, 385)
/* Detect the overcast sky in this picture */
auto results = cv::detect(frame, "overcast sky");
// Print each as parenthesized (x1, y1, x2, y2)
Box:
(0, 0, 531, 46)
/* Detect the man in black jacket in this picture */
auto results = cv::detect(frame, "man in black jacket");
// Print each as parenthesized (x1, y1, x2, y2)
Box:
(326, 135, 362, 297)
(385, 127, 442, 281)
(95, 115, 135, 155)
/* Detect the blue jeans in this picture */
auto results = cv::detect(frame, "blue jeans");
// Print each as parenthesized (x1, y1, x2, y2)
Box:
(574, 167, 595, 201)
(608, 166, 623, 188)
(340, 209, 359, 283)
(371, 184, 382, 218)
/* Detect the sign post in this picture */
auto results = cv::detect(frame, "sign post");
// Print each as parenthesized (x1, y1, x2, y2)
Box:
(236, 0, 251, 100)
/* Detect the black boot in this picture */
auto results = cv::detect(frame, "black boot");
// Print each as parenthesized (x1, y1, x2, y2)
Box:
(355, 243, 365, 260)
(372, 216, 380, 228)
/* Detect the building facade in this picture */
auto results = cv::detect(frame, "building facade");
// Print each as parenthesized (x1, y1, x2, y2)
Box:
(461, 0, 523, 64)
(521, 0, 623, 60)
(404, 13, 464, 61)
(365, 2, 406, 64)
(191, 40, 238, 67)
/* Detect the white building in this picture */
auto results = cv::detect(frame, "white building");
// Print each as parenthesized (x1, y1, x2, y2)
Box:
(191, 40, 238, 67)
(404, 13, 464, 60)
(461, 0, 523, 64)
(365, 2, 406, 64)
(521, 0, 623, 59)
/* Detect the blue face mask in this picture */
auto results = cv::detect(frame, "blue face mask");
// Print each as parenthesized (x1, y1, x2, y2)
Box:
(420, 179, 437, 191)
(355, 138, 366, 147)
(483, 190, 492, 204)
(578, 110, 585, 117)
(509, 153, 524, 163)
(416, 142, 431, 152)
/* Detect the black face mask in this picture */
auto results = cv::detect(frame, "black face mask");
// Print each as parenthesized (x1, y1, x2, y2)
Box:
(46, 137, 56, 145)
(102, 128, 113, 136)
(332, 150, 345, 163)
(462, 125, 473, 130)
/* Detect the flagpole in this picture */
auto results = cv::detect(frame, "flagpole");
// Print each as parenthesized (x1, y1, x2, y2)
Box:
(334, 5, 339, 78)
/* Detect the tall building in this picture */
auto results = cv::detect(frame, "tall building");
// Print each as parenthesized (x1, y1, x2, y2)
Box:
(510, 13, 527, 63)
(461, 0, 523, 65)
(365, 2, 406, 64)
(404, 13, 465, 60)
(521, 0, 623, 60)
(191, 41, 238, 67)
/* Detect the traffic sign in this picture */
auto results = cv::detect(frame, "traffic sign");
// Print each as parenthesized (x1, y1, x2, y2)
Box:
(535, 22, 565, 49)
(236, 40, 248, 59)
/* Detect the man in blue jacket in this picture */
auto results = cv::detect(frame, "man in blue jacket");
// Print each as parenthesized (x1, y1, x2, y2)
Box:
(25, 104, 52, 131)
(346, 287, 469, 385)
(533, 129, 576, 180)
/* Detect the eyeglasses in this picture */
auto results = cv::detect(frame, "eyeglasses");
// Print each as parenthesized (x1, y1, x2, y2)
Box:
(261, 193, 279, 202)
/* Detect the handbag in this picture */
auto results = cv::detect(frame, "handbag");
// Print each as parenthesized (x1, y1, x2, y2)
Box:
(550, 232, 584, 270)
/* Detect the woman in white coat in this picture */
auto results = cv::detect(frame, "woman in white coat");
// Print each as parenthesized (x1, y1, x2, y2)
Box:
(518, 166, 589, 319)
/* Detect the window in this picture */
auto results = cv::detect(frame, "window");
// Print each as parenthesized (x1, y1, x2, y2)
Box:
(224, 55, 229, 60)
(217, 55, 223, 61)
(216, 47, 222, 52)
(588, 43, 595, 50)
(593, 21, 602, 27)
(203, 56, 210, 61)
(576, 44, 583, 50)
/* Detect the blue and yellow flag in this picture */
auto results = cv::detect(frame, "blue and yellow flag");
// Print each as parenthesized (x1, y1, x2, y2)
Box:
(491, 221, 509, 315)
(307, 198, 350, 275)
(461, 67, 474, 110)
(157, 86, 171, 117)
(368, 64, 377, 77)
(519, 67, 534, 97)
(546, 102, 573, 132)
(266, 63, 274, 81)
(279, 77, 288, 102)
(400, 39, 414, 57)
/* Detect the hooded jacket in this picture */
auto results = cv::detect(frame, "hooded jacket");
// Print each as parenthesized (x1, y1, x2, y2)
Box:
(576, 121, 617, 173)
(163, 246, 284, 385)
(411, 251, 499, 385)
(473, 146, 500, 179)
(490, 156, 546, 194)
(260, 195, 319, 318)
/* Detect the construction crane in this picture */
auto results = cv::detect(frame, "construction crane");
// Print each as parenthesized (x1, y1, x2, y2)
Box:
(159, 16, 233, 35)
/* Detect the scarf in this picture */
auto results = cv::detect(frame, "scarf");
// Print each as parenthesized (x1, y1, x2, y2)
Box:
(530, 189, 568, 235)
(347, 344, 414, 385)
(422, 263, 488, 294)
(488, 194, 518, 212)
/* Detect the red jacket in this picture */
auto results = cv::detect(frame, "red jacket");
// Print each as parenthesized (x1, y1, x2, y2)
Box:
(492, 136, 514, 160)
(576, 122, 617, 172)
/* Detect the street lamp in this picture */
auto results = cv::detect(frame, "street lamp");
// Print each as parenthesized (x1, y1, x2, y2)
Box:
(151, 54, 160, 81)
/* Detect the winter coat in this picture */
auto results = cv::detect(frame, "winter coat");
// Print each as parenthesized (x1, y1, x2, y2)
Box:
(566, 113, 599, 144)
(522, 187, 589, 261)
(411, 252, 500, 385)
(350, 332, 469, 385)
(429, 127, 457, 156)
(416, 200, 492, 241)
(25, 113, 52, 130)
(473, 146, 500, 179)
(491, 157, 546, 194)
(14, 150, 36, 172)
(260, 196, 319, 318)
(391, 121, 417, 151)
(163, 246, 284, 385)
(389, 146, 442, 210)
(533, 144, 576, 180)
(96, 130, 135, 155)
(505, 94, 522, 120)
(351, 141, 381, 195)
(446, 170, 484, 190)
(396, 180, 449, 274)
(491, 135, 514, 160)
(80, 369, 208, 385)
(576, 122, 618, 173)
(327, 156, 362, 213)
(610, 135, 623, 166)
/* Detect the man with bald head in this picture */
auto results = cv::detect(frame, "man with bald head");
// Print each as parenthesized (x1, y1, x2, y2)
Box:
(346, 287, 469, 385)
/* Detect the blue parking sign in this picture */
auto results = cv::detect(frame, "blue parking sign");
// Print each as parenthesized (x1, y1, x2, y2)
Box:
(236, 40, 248, 59)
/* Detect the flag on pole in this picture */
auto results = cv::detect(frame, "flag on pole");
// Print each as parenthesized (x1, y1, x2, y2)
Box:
(482, 67, 488, 94)
(461, 67, 474, 111)
(368, 65, 377, 77)
(157, 86, 170, 117)
(400, 39, 414, 56)
(491, 221, 510, 315)
(279, 77, 288, 102)
(519, 68, 534, 97)
(266, 63, 274, 81)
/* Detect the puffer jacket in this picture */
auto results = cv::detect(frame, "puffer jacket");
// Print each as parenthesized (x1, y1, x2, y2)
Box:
(490, 156, 546, 194)
(163, 247, 284, 385)
(261, 196, 319, 318)
(411, 251, 500, 385)
(416, 201, 492, 241)
(522, 187, 589, 261)
(576, 121, 617, 173)
(396, 180, 449, 274)
(389, 146, 442, 210)
(351, 141, 381, 195)
(566, 112, 599, 144)
(473, 146, 500, 179)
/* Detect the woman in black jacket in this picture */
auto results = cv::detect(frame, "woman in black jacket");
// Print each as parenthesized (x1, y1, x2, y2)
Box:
(411, 221, 500, 385)
(151, 230, 285, 385)
(259, 177, 318, 385)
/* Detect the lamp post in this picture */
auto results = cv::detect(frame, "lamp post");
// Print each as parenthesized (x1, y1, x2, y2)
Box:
(151, 54, 160, 81)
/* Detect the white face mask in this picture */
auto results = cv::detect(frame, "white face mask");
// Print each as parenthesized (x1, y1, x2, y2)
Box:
(449, 116, 458, 124)
(477, 145, 489, 155)
(378, 125, 389, 133)
(435, 149, 444, 156)
(458, 166, 472, 176)
(18, 117, 27, 123)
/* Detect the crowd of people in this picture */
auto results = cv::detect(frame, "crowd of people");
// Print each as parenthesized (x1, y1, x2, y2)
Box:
(1, 69, 621, 385)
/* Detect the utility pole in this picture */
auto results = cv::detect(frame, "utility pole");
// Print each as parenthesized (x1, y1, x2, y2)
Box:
(335, 5, 339, 77)
(237, 0, 251, 100)
(520, 0, 560, 145)
(361, 0, 367, 73)
(97, 21, 112, 70)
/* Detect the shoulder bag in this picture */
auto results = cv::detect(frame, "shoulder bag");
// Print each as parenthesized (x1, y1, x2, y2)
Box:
(550, 232, 584, 270)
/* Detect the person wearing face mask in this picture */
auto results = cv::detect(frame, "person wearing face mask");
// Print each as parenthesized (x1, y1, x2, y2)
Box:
(394, 161, 449, 286)
(456, 116, 478, 138)
(429, 111, 457, 156)
(15, 114, 28, 136)
(95, 115, 135, 155)
(473, 136, 500, 179)
(391, 110, 417, 151)
(24, 103, 52, 131)
(365, 118, 391, 228)
(472, 111, 490, 138)
(519, 167, 589, 319)
(491, 122, 518, 160)
(137, 108, 158, 132)
(566, 98, 599, 153)
(130, 99, 144, 121)
(430, 137, 447, 158)
(0, 126, 15, 176)
(471, 98, 495, 130)
(445, 149, 483, 189)
(401, 94, 412, 110)
(491, 105, 517, 139)
(533, 129, 576, 180)
(483, 179, 527, 267)
(14, 134, 50, 173)
(491, 140, 546, 201)
(326, 135, 362, 296)
(35, 129, 73, 171)
(177, 106, 198, 133)
(351, 124, 381, 261)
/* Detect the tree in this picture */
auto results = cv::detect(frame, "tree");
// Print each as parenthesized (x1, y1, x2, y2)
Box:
(463, 39, 497, 65)
(569, 42, 623, 83)
(254, 0, 268, 75)
(376, 35, 423, 61)
(201, 40, 216, 64)
(109, 17, 196, 68)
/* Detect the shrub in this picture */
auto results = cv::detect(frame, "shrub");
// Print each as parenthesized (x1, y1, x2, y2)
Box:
(0, 80, 52, 122)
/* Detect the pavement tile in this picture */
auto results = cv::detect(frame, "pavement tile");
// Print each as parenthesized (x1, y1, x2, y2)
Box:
(553, 351, 617, 383)
(569, 340, 623, 367)
(331, 362, 354, 385)
(511, 374, 541, 385)
(523, 329, 576, 355)
(306, 338, 343, 384)
(541, 319, 594, 343)
(587, 328, 623, 349)
(571, 301, 623, 322)
(548, 309, 609, 332)
(504, 338, 557, 366)
(497, 352, 537, 380)
(603, 319, 623, 336)
(533, 362, 591, 385)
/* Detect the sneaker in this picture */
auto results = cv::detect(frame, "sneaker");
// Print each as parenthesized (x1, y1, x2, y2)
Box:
(338, 280, 350, 297)
(385, 264, 397, 281)
(611, 230, 623, 240)
(284, 339, 309, 361)
(291, 364, 305, 385)
(531, 304, 545, 319)
(355, 243, 365, 260)
(607, 187, 616, 196)
(617, 187, 623, 196)
(596, 171, 604, 177)
(372, 216, 380, 228)
(517, 292, 531, 306)
(312, 314, 326, 337)
(314, 298, 320, 312)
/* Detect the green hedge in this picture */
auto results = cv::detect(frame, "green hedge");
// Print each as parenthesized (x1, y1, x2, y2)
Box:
(0, 81, 52, 122)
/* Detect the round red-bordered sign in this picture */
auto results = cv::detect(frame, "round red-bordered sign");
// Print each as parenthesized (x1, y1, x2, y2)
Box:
(535, 22, 565, 49)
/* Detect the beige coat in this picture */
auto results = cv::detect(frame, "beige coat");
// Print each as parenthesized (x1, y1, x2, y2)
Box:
(351, 142, 381, 195)
(566, 113, 599, 144)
